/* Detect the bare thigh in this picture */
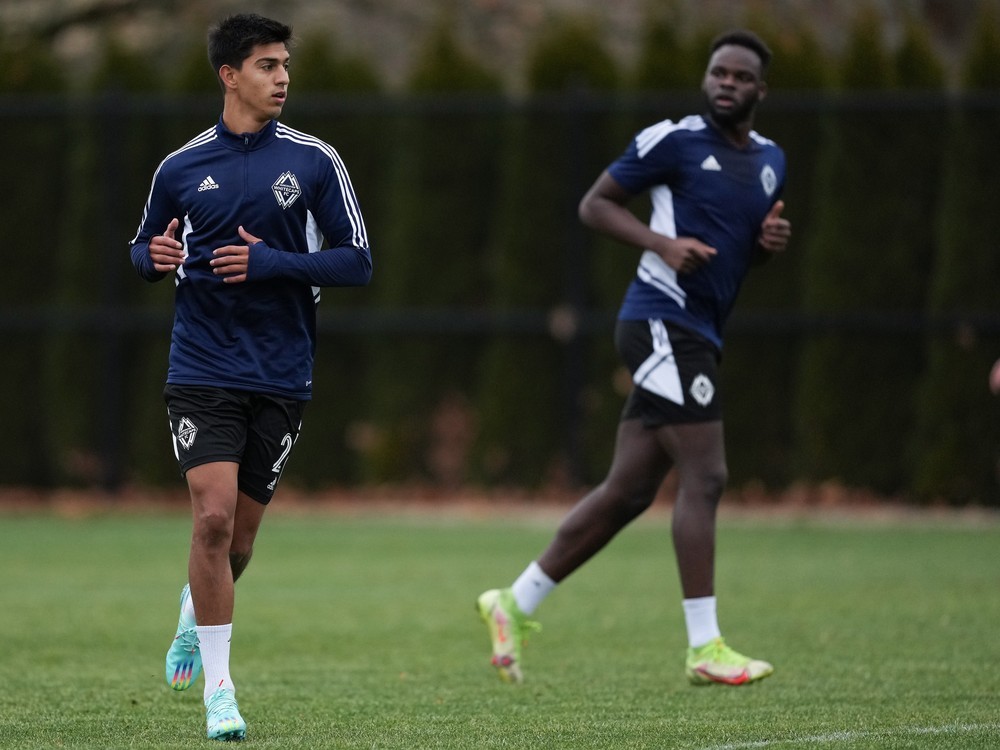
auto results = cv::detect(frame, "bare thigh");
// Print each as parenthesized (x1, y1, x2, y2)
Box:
(655, 420, 727, 598)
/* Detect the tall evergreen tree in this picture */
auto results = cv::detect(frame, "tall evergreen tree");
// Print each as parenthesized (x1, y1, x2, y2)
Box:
(289, 32, 382, 94)
(44, 38, 165, 489)
(474, 16, 619, 487)
(360, 20, 503, 485)
(0, 39, 67, 485)
(631, 0, 700, 92)
(911, 6, 1000, 504)
(793, 7, 945, 494)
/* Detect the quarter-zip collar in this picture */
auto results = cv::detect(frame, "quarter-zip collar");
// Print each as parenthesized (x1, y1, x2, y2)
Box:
(215, 116, 278, 151)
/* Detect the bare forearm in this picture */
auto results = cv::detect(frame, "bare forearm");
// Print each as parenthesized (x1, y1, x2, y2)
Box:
(579, 194, 665, 251)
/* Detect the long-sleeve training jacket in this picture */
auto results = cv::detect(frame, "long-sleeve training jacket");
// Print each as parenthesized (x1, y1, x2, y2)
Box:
(130, 117, 372, 400)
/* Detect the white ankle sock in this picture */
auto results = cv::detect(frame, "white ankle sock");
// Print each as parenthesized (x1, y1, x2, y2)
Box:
(682, 596, 721, 649)
(511, 561, 556, 615)
(198, 624, 235, 701)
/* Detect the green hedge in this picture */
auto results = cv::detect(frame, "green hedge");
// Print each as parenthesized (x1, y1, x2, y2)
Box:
(4, 17, 1000, 504)
(792, 8, 946, 494)
(0, 39, 67, 485)
(360, 24, 503, 485)
(472, 15, 620, 487)
(910, 7, 1000, 504)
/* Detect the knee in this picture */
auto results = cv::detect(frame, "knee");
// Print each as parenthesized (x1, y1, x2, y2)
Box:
(192, 506, 234, 549)
(687, 462, 728, 503)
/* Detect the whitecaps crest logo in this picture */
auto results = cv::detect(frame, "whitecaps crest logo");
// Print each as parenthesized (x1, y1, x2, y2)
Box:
(689, 374, 715, 407)
(760, 164, 777, 196)
(272, 171, 302, 209)
(177, 417, 198, 450)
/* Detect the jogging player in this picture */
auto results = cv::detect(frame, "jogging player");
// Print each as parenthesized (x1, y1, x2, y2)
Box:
(129, 13, 372, 740)
(477, 29, 790, 687)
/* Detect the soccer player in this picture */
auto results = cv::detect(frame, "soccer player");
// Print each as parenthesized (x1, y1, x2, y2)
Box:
(477, 29, 790, 686)
(129, 14, 372, 740)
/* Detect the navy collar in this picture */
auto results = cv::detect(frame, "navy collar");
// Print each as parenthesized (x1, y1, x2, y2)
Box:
(214, 117, 278, 151)
(701, 113, 757, 151)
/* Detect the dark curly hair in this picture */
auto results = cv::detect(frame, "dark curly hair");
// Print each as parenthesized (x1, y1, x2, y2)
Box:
(709, 30, 772, 77)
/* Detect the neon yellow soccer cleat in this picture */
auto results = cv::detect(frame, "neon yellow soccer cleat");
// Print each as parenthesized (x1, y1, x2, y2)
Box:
(686, 637, 773, 686)
(165, 584, 201, 691)
(476, 588, 540, 684)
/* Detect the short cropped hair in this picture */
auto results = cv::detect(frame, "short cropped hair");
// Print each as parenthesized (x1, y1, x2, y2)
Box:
(208, 13, 292, 82)
(709, 30, 772, 77)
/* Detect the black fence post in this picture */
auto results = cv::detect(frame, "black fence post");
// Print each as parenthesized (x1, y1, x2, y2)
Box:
(560, 90, 591, 487)
(98, 90, 126, 492)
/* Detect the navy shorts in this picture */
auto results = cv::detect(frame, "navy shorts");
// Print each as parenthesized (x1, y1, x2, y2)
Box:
(614, 319, 723, 427)
(164, 385, 305, 505)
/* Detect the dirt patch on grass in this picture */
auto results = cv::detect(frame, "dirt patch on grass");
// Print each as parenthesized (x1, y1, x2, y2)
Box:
(0, 482, 996, 528)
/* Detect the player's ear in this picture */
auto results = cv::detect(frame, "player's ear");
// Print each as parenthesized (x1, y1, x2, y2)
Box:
(757, 79, 768, 101)
(219, 64, 238, 91)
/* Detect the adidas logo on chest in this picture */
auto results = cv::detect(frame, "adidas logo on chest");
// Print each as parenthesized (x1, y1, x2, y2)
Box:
(700, 155, 722, 171)
(197, 175, 220, 192)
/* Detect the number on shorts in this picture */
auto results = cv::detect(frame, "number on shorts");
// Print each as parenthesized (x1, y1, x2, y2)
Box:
(271, 433, 293, 477)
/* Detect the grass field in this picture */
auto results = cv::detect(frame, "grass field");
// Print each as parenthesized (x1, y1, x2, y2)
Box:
(1, 502, 998, 749)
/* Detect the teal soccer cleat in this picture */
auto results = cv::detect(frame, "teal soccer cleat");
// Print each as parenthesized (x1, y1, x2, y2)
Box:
(205, 687, 246, 741)
(165, 584, 202, 691)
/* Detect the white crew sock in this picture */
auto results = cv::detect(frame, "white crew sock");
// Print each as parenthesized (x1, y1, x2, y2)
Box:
(182, 589, 196, 622)
(198, 624, 235, 701)
(511, 561, 556, 615)
(682, 596, 721, 649)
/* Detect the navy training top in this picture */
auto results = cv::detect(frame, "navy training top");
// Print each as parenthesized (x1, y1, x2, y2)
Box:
(609, 114, 785, 350)
(130, 117, 372, 400)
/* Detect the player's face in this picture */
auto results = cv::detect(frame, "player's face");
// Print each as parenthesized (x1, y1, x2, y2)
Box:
(702, 44, 766, 127)
(229, 42, 290, 124)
